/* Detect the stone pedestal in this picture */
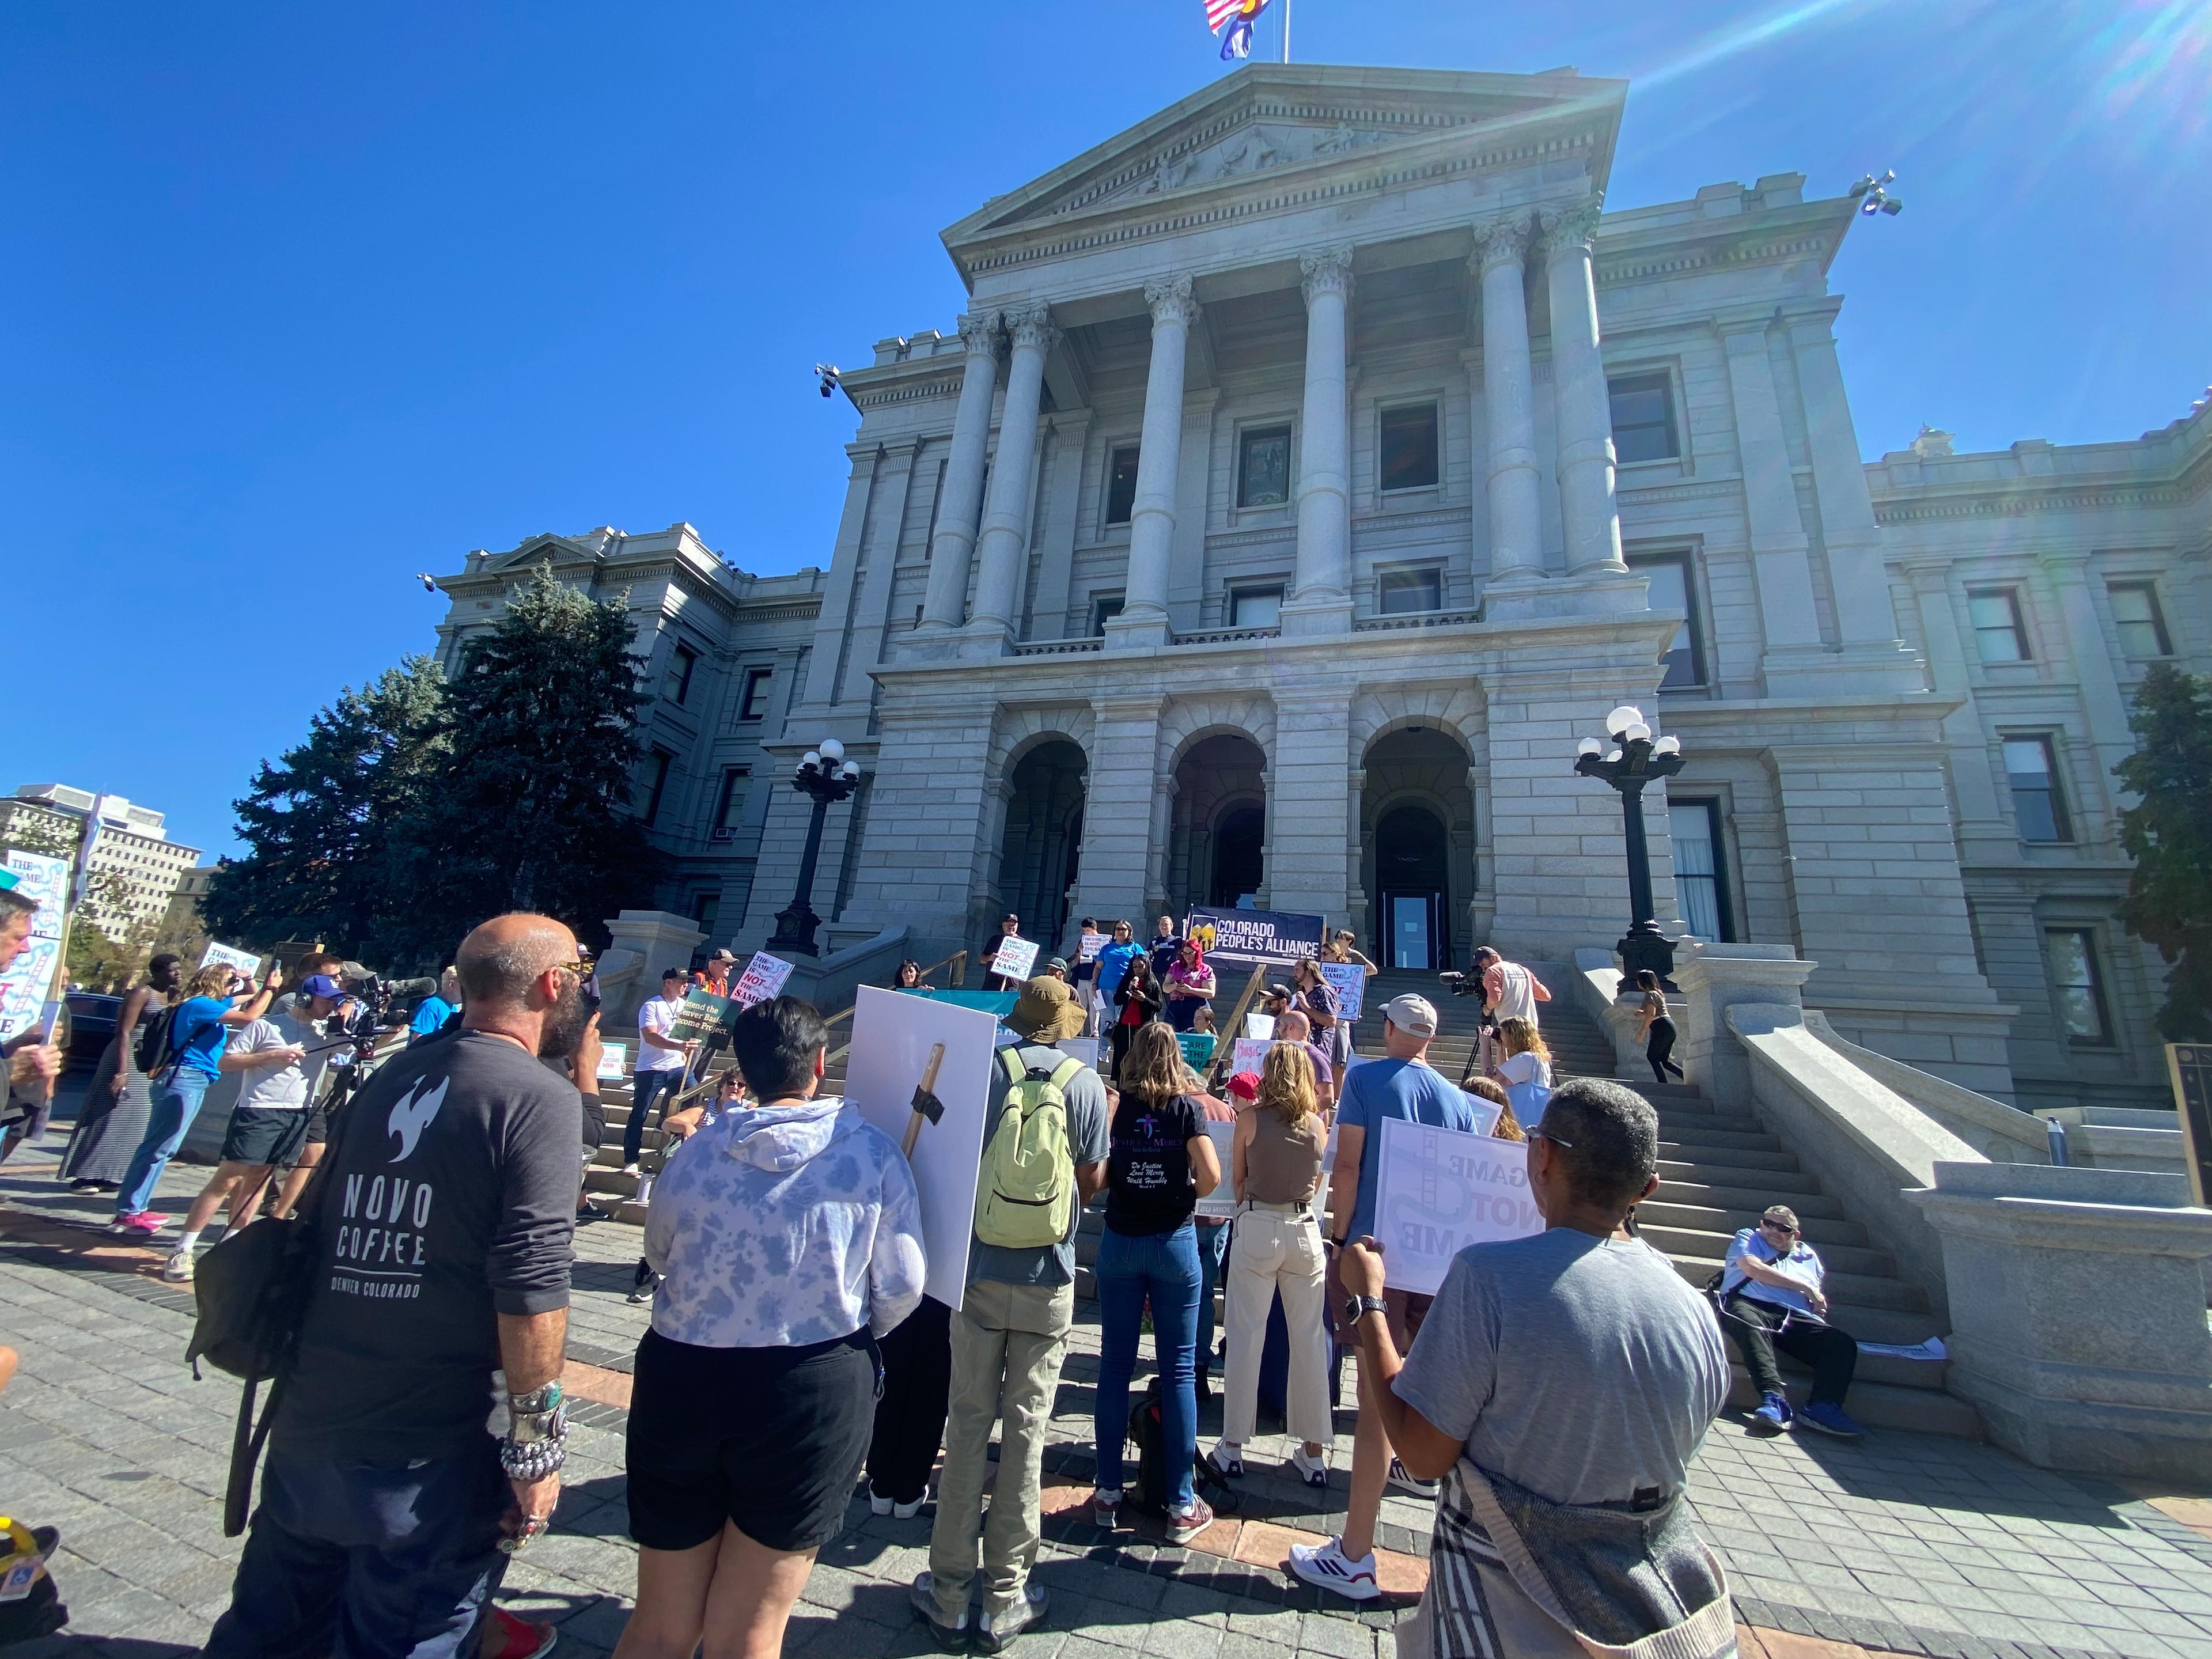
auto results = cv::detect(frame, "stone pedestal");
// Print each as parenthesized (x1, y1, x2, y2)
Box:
(1910, 1162, 2212, 1482)
(598, 910, 706, 1026)
(1672, 941, 1816, 1109)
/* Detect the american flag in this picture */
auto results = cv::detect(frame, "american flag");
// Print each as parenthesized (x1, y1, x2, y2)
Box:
(1205, 0, 1244, 29)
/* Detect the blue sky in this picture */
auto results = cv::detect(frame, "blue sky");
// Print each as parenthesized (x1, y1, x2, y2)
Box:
(5, 1, 2207, 860)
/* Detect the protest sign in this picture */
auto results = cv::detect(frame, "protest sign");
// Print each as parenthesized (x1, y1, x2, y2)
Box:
(1320, 962, 1367, 1022)
(1078, 931, 1106, 964)
(1460, 1090, 1504, 1138)
(1230, 1037, 1270, 1077)
(846, 986, 997, 1310)
(1056, 1035, 1101, 1071)
(669, 988, 734, 1043)
(1244, 1013, 1275, 1041)
(1177, 1031, 1217, 1072)
(1373, 1118, 1542, 1295)
(1195, 1120, 1238, 1221)
(1184, 906, 1326, 967)
(990, 935, 1040, 983)
(597, 1042, 627, 1081)
(729, 950, 794, 1009)
(0, 851, 68, 1043)
(201, 942, 264, 978)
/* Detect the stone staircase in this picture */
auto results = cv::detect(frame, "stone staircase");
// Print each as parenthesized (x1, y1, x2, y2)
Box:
(1361, 966, 1979, 1440)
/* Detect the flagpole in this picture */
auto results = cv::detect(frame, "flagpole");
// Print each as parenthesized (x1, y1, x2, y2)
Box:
(1282, 0, 1291, 62)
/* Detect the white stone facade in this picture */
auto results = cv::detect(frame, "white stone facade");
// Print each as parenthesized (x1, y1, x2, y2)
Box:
(429, 64, 2209, 1114)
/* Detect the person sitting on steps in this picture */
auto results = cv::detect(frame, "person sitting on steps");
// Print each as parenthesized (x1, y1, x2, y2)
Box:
(1717, 1205, 1866, 1440)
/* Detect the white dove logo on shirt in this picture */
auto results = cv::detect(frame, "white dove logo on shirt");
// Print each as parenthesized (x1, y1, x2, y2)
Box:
(385, 1075, 451, 1162)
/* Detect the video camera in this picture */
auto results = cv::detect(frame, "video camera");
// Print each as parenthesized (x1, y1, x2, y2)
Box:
(342, 973, 440, 1033)
(1436, 970, 1484, 998)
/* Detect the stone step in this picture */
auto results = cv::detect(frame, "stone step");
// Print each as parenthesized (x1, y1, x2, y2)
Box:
(1657, 1163, 1823, 1199)
(1633, 1199, 1868, 1248)
(1650, 1123, 1786, 1155)
(2079, 1105, 2179, 1130)
(1723, 1369, 1979, 1435)
(1635, 1221, 1896, 1280)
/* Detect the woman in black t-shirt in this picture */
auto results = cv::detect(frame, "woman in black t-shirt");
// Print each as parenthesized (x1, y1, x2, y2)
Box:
(1090, 1022, 1222, 1543)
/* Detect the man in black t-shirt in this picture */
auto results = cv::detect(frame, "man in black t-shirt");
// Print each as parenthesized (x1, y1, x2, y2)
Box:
(202, 913, 590, 1659)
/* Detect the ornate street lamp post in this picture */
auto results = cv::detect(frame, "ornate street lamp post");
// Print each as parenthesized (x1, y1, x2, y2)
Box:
(1572, 704, 1685, 987)
(767, 738, 863, 957)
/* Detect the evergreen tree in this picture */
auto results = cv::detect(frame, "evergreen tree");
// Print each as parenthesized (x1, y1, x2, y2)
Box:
(2115, 662, 2212, 1040)
(203, 657, 449, 960)
(391, 563, 661, 960)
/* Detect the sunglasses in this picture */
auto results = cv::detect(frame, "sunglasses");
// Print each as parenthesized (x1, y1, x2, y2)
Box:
(1529, 1128, 1575, 1151)
(1760, 1218, 1799, 1236)
(551, 960, 596, 978)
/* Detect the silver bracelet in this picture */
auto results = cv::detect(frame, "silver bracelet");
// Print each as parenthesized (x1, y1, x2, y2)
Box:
(500, 1432, 567, 1480)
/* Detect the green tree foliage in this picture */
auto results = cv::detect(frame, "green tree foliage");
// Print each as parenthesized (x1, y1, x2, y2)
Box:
(389, 563, 662, 962)
(203, 657, 450, 962)
(2115, 663, 2212, 1040)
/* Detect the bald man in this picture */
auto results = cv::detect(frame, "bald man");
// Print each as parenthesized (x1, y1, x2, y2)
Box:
(203, 913, 586, 1659)
(1274, 1009, 1337, 1111)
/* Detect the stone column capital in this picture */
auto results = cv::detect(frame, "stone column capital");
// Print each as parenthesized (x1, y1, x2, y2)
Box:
(1468, 213, 1534, 272)
(1899, 559, 1954, 592)
(1144, 274, 1202, 329)
(1536, 195, 1605, 260)
(2035, 546, 2092, 578)
(957, 312, 1005, 359)
(1005, 304, 1060, 355)
(1298, 246, 1355, 308)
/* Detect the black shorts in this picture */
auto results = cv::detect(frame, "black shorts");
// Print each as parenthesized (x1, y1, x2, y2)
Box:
(303, 1100, 334, 1146)
(221, 1105, 312, 1168)
(626, 1325, 877, 1554)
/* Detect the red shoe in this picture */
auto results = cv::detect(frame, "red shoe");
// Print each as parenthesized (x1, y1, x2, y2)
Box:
(109, 1212, 169, 1237)
(484, 1607, 557, 1658)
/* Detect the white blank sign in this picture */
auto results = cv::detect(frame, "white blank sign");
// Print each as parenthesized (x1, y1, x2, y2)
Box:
(1373, 1118, 1543, 1295)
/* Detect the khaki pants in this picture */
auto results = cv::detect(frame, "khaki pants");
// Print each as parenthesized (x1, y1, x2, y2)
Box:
(928, 1278, 1075, 1622)
(1220, 1205, 1335, 1450)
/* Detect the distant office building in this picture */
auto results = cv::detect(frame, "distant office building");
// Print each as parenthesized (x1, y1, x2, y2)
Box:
(0, 785, 204, 943)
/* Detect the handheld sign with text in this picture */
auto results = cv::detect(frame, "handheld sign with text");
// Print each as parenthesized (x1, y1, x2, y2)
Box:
(201, 942, 264, 978)
(0, 850, 69, 1043)
(1195, 1120, 1238, 1221)
(729, 950, 795, 1009)
(597, 1042, 627, 1081)
(1184, 905, 1326, 967)
(1078, 931, 1107, 964)
(1373, 1118, 1542, 1295)
(990, 935, 1040, 983)
(1230, 1037, 1271, 1077)
(1177, 1031, 1217, 1072)
(1320, 962, 1367, 1022)
(669, 988, 735, 1044)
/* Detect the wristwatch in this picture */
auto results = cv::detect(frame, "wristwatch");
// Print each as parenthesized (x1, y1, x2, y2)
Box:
(1343, 1294, 1387, 1325)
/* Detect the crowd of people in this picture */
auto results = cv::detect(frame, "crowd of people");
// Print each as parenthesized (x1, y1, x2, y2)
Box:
(0, 874, 1873, 1659)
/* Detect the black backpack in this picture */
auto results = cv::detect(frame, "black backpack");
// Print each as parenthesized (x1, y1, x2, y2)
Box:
(1123, 1378, 1238, 1521)
(134, 1002, 181, 1075)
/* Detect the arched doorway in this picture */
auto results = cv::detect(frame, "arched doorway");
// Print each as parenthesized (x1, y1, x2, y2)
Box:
(1166, 733, 1267, 921)
(1375, 804, 1449, 969)
(1360, 724, 1478, 968)
(995, 738, 1086, 946)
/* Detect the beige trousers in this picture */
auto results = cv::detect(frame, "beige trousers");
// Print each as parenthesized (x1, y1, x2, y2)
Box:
(1219, 1205, 1335, 1449)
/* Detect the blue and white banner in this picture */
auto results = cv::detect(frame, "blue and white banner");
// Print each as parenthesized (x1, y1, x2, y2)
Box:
(1183, 904, 1325, 967)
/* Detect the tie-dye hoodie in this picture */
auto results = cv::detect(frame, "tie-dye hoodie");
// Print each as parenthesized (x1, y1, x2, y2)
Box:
(643, 1097, 926, 1349)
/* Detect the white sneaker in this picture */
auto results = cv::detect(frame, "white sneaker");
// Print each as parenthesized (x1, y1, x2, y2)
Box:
(160, 1248, 195, 1283)
(622, 1162, 641, 1177)
(1288, 1536, 1380, 1602)
(1291, 1445, 1329, 1487)
(1388, 1456, 1440, 1499)
(894, 1494, 926, 1519)
(870, 1490, 895, 1516)
(1206, 1440, 1243, 1479)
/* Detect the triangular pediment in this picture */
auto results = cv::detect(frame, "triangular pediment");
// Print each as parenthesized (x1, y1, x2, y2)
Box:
(946, 63, 1623, 249)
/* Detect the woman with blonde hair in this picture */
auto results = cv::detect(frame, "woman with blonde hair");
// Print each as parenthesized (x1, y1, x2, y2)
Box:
(1462, 1074, 1525, 1142)
(1495, 1016, 1554, 1130)
(1209, 1042, 1333, 1489)
(1090, 1021, 1222, 1541)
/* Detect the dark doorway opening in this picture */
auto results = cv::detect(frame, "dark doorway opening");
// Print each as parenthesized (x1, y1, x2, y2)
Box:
(1211, 805, 1266, 908)
(1375, 803, 1449, 970)
(997, 739, 1088, 946)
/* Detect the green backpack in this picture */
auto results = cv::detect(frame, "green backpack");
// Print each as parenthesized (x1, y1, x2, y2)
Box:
(974, 1048, 1082, 1250)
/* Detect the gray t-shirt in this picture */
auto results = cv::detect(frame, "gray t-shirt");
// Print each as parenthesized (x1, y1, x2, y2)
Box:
(967, 1042, 1109, 1289)
(231, 1008, 343, 1112)
(1394, 1228, 1729, 1505)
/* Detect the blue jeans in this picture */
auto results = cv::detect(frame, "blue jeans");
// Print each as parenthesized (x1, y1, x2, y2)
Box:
(623, 1068, 685, 1165)
(115, 1069, 210, 1217)
(201, 1440, 509, 1658)
(1195, 1218, 1229, 1373)
(1094, 1221, 1200, 1510)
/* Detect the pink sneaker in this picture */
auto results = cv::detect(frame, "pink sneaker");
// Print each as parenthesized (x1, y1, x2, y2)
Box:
(116, 1212, 168, 1236)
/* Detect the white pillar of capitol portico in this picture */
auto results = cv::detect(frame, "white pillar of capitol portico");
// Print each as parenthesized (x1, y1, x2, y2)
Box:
(1538, 198, 1628, 579)
(1109, 276, 1199, 649)
(916, 313, 1003, 634)
(1284, 247, 1354, 636)
(967, 304, 1059, 647)
(1471, 215, 1543, 584)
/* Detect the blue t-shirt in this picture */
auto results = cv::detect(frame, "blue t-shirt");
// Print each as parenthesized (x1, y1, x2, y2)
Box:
(1337, 1056, 1478, 1241)
(169, 995, 234, 1081)
(1096, 941, 1143, 1001)
(410, 996, 457, 1041)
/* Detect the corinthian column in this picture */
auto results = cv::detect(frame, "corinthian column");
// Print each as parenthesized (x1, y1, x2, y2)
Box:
(1286, 247, 1354, 635)
(1471, 215, 1542, 582)
(1114, 276, 1199, 646)
(967, 304, 1059, 644)
(917, 313, 1003, 633)
(1539, 198, 1627, 575)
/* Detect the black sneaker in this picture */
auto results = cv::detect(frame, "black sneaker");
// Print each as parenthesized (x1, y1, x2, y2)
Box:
(976, 1585, 1047, 1653)
(574, 1202, 611, 1225)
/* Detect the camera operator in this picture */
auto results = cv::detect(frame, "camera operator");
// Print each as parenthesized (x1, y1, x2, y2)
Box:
(268, 960, 410, 1221)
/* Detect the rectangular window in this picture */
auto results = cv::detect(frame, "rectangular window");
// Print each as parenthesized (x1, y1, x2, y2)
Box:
(1668, 799, 1733, 942)
(1237, 425, 1292, 509)
(1378, 403, 1440, 492)
(1628, 552, 1706, 688)
(1379, 567, 1443, 615)
(1968, 589, 2029, 663)
(2108, 581, 2172, 658)
(1104, 445, 1141, 527)
(1608, 372, 1680, 464)
(665, 642, 697, 706)
(709, 767, 750, 842)
(2044, 928, 2113, 1047)
(1089, 593, 1125, 637)
(2003, 737, 2070, 843)
(638, 749, 674, 827)
(1230, 585, 1284, 630)
(738, 668, 772, 722)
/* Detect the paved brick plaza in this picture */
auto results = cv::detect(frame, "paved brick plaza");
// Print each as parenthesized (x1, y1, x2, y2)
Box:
(2, 1141, 2209, 1659)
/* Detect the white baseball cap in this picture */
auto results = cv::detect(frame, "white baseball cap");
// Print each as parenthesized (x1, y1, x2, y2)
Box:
(1382, 993, 1439, 1039)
